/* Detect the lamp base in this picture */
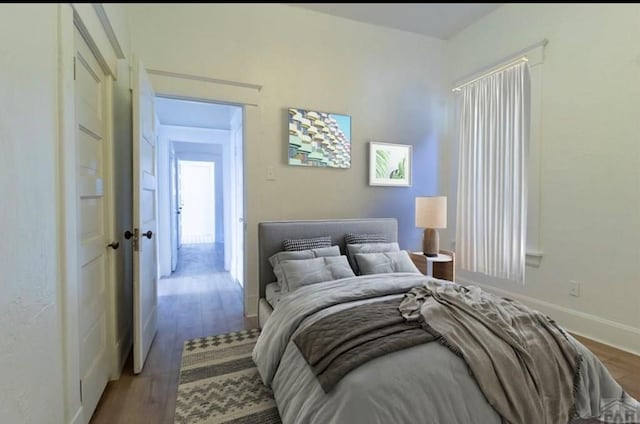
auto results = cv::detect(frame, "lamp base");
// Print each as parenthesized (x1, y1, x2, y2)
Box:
(422, 228, 439, 257)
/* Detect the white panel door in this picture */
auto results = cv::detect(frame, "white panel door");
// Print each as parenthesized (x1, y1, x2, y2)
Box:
(74, 27, 110, 422)
(132, 57, 159, 374)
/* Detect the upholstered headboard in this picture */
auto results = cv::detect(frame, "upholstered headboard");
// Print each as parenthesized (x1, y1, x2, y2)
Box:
(257, 218, 398, 298)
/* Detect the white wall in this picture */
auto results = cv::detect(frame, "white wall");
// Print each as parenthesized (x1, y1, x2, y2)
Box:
(127, 3, 451, 315)
(446, 3, 640, 354)
(0, 4, 64, 423)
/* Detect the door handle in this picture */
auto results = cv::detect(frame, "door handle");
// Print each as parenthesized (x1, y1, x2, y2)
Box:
(107, 241, 120, 250)
(142, 230, 153, 239)
(124, 230, 134, 240)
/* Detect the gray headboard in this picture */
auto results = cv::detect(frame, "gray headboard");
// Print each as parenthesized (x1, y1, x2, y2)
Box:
(258, 218, 398, 298)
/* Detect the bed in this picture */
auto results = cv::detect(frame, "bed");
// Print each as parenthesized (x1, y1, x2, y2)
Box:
(253, 218, 638, 424)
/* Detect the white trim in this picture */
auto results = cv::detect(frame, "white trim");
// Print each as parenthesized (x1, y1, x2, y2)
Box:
(58, 5, 82, 423)
(71, 4, 116, 77)
(457, 276, 640, 356)
(148, 71, 261, 107)
(69, 407, 84, 424)
(92, 4, 125, 59)
(246, 294, 259, 317)
(525, 250, 543, 267)
(147, 68, 262, 91)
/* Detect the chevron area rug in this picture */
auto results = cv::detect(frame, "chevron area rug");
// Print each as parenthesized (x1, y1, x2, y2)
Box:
(174, 328, 281, 424)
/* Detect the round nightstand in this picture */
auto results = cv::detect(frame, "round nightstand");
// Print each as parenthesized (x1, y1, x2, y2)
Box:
(408, 250, 455, 281)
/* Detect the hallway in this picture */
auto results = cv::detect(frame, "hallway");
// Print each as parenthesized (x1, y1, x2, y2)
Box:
(90, 244, 252, 424)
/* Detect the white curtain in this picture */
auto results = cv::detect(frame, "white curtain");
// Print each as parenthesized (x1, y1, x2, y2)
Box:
(456, 62, 529, 283)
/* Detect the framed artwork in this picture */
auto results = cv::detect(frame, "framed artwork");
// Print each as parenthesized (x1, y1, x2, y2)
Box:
(288, 107, 351, 168)
(369, 141, 412, 187)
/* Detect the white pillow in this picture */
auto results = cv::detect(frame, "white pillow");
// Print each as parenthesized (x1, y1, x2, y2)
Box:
(269, 245, 341, 289)
(346, 242, 400, 275)
(354, 251, 421, 275)
(279, 256, 355, 292)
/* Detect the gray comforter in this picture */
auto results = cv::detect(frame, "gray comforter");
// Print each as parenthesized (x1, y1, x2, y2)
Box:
(252, 273, 637, 424)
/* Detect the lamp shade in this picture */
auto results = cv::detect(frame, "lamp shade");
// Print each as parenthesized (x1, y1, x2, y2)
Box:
(415, 196, 447, 229)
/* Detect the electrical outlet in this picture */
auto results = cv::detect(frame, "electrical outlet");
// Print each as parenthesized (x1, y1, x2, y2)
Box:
(568, 280, 580, 297)
(266, 166, 276, 181)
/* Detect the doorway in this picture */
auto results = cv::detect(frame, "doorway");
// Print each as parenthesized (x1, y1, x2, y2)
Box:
(154, 96, 245, 323)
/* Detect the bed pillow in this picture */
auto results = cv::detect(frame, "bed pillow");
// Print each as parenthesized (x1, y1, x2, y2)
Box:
(279, 256, 355, 292)
(346, 242, 400, 275)
(355, 251, 421, 275)
(344, 233, 388, 245)
(269, 245, 341, 289)
(283, 236, 332, 251)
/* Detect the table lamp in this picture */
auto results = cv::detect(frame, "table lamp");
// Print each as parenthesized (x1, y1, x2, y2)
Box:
(415, 196, 447, 257)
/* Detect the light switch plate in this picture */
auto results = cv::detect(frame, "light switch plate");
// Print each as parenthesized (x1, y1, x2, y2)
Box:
(266, 166, 276, 181)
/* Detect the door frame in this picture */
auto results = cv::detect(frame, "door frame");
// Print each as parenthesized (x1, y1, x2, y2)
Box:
(58, 5, 124, 423)
(147, 70, 259, 317)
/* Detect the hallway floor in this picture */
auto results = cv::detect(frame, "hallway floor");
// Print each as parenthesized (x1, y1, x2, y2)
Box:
(168, 243, 224, 278)
(90, 243, 253, 424)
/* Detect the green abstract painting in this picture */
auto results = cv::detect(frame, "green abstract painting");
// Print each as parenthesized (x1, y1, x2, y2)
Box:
(369, 142, 412, 187)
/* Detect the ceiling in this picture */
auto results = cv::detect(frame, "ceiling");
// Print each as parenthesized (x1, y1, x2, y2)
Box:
(155, 97, 240, 130)
(286, 3, 501, 40)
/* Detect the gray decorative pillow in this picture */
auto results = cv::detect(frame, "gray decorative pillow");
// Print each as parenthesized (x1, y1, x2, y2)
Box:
(269, 246, 341, 289)
(346, 242, 400, 275)
(354, 251, 421, 275)
(344, 233, 387, 245)
(279, 256, 355, 292)
(283, 236, 332, 251)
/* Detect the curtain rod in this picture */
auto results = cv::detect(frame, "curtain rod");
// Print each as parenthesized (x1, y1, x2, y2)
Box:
(452, 38, 549, 93)
(452, 57, 528, 92)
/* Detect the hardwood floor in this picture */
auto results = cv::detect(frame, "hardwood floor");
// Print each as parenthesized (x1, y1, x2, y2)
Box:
(573, 335, 640, 400)
(90, 245, 639, 422)
(90, 244, 255, 424)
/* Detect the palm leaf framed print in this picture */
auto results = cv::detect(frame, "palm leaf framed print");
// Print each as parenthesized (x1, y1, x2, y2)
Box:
(369, 141, 412, 187)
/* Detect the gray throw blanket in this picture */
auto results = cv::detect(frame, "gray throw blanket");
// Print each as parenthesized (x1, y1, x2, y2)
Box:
(399, 280, 582, 424)
(294, 298, 434, 392)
